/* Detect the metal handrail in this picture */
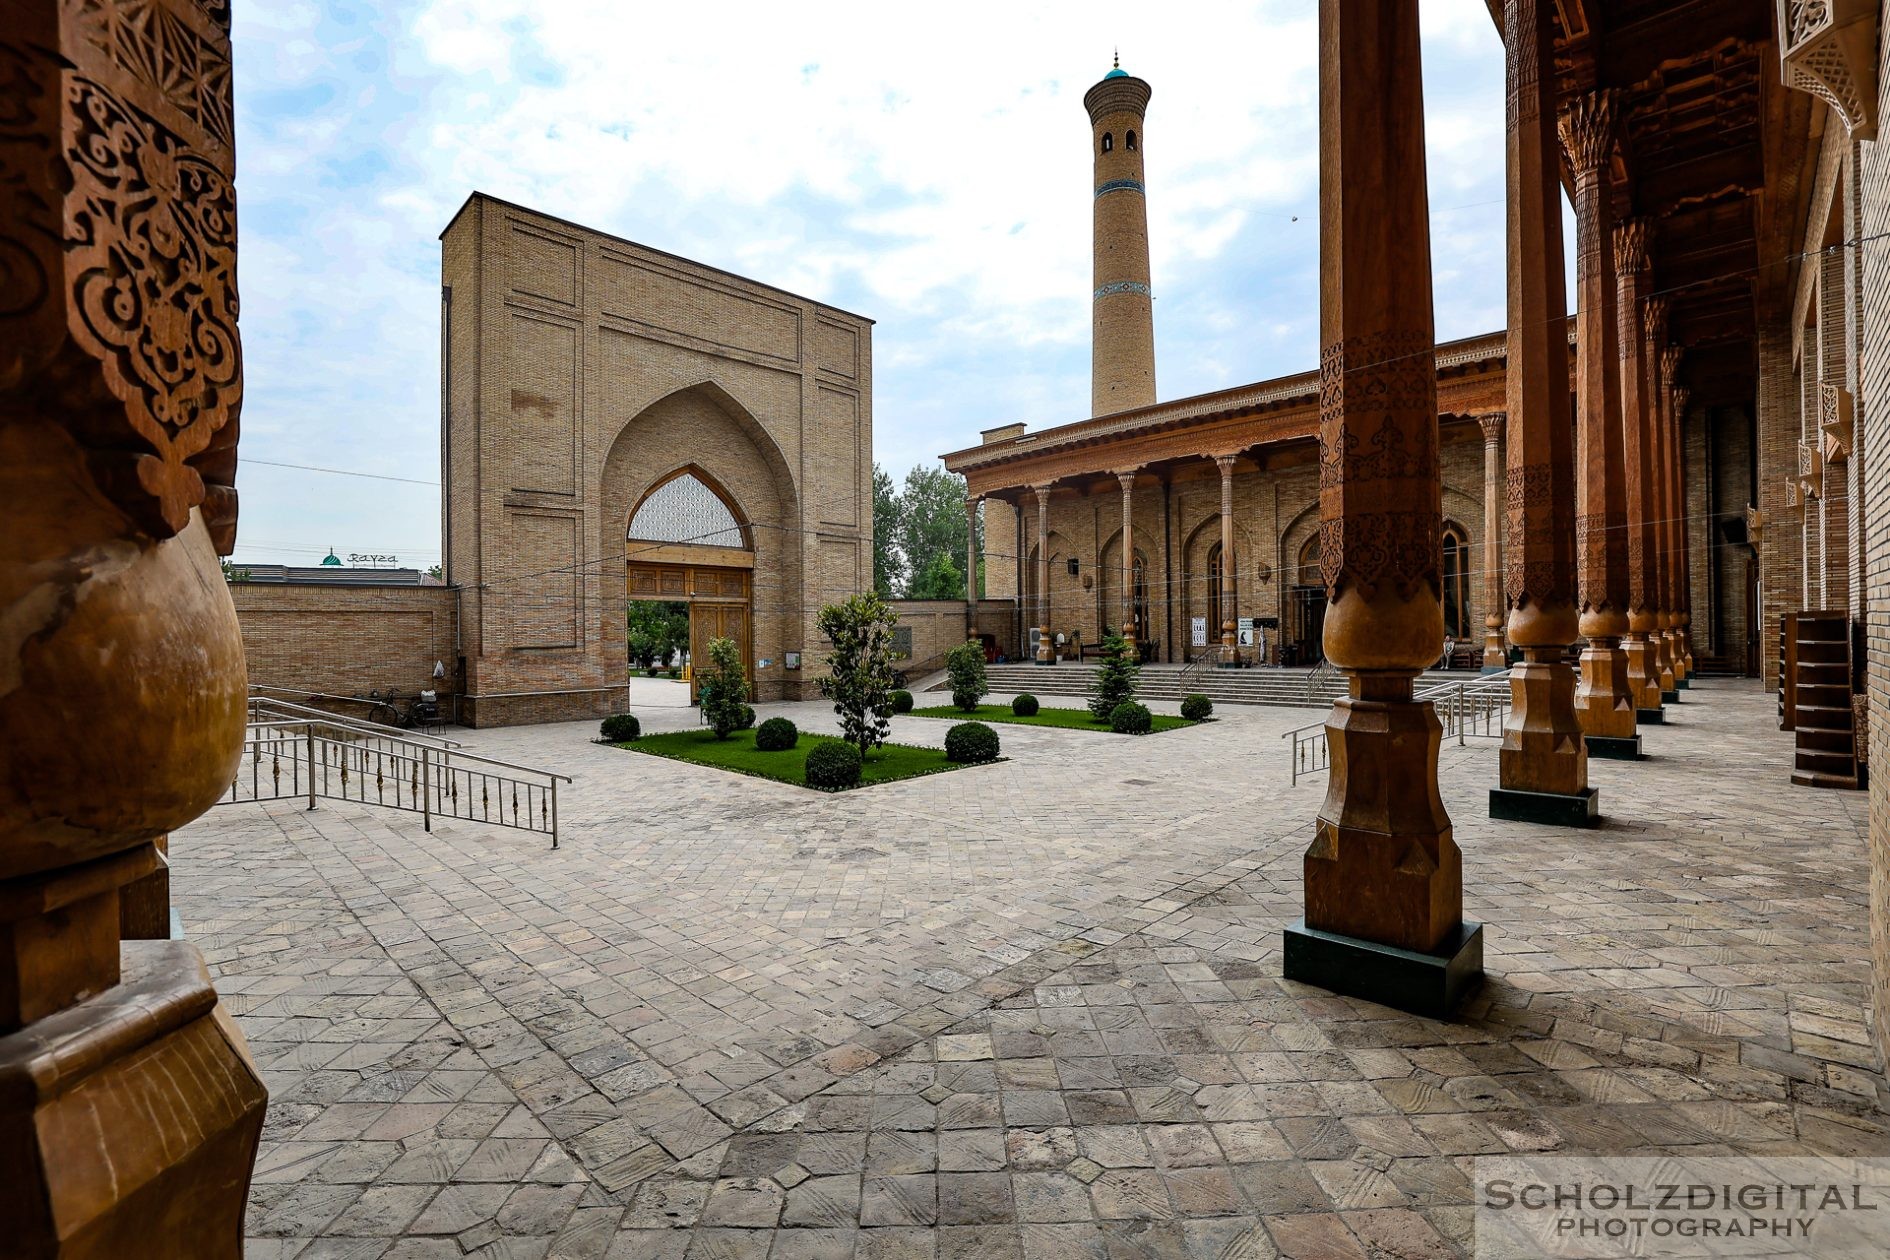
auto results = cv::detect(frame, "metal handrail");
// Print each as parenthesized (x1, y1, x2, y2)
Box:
(1178, 652, 1217, 693)
(247, 696, 464, 749)
(220, 718, 570, 847)
(1284, 667, 1514, 782)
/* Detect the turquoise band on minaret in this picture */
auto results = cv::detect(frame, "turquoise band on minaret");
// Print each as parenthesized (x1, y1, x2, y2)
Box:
(1094, 179, 1146, 198)
(1094, 281, 1152, 299)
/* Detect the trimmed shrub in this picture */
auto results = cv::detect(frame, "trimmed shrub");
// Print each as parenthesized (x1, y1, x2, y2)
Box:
(700, 636, 750, 739)
(944, 721, 1001, 763)
(946, 640, 988, 712)
(599, 713, 640, 742)
(755, 717, 799, 751)
(804, 740, 863, 789)
(891, 689, 914, 714)
(1012, 694, 1040, 716)
(738, 704, 756, 730)
(1110, 701, 1153, 735)
(1180, 693, 1213, 721)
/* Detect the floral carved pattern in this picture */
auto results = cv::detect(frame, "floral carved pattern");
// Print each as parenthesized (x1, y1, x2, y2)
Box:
(1504, 460, 1575, 609)
(1317, 330, 1441, 602)
(61, 71, 240, 537)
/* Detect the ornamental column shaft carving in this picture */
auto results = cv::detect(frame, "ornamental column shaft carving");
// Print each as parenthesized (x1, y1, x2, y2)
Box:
(1478, 413, 1507, 671)
(1616, 219, 1662, 713)
(0, 2, 265, 1254)
(1217, 455, 1239, 663)
(1497, 0, 1590, 808)
(1560, 90, 1638, 750)
(1287, 0, 1477, 1013)
(1671, 380, 1696, 678)
(1117, 471, 1138, 648)
(1660, 346, 1688, 686)
(1034, 486, 1053, 664)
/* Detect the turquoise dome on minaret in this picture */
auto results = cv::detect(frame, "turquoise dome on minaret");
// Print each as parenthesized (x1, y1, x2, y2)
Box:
(1105, 50, 1127, 79)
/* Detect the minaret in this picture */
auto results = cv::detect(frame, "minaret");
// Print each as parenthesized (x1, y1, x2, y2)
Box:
(1085, 54, 1156, 415)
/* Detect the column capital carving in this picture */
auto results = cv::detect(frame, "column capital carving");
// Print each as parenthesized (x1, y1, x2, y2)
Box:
(1672, 386, 1690, 417)
(1031, 483, 1053, 504)
(1641, 296, 1669, 345)
(1557, 90, 1620, 179)
(1115, 468, 1140, 488)
(1659, 345, 1684, 388)
(1213, 453, 1239, 473)
(1612, 218, 1650, 274)
(1477, 411, 1507, 444)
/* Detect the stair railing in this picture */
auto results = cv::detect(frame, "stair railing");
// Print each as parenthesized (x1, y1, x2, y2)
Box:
(1285, 668, 1512, 782)
(220, 714, 570, 847)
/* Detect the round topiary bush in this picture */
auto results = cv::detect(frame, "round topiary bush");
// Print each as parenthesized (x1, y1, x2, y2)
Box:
(738, 704, 756, 730)
(1180, 693, 1213, 721)
(891, 689, 914, 714)
(755, 716, 799, 751)
(1110, 701, 1153, 735)
(944, 721, 1001, 763)
(804, 740, 863, 790)
(599, 713, 640, 742)
(1012, 694, 1040, 716)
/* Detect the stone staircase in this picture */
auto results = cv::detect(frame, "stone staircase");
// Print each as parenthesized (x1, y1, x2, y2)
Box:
(941, 662, 1476, 711)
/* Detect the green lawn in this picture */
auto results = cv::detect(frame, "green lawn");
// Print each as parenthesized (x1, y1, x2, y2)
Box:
(613, 727, 996, 790)
(908, 702, 1201, 733)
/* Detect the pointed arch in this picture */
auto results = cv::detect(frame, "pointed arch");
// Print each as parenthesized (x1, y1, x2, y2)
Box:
(627, 464, 751, 550)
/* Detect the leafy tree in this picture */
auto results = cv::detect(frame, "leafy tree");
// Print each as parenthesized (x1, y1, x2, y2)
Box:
(894, 466, 979, 600)
(1088, 630, 1140, 721)
(816, 591, 899, 758)
(699, 636, 749, 739)
(220, 558, 251, 583)
(872, 463, 902, 597)
(907, 551, 965, 601)
(945, 640, 988, 712)
(426, 563, 443, 580)
(628, 601, 689, 669)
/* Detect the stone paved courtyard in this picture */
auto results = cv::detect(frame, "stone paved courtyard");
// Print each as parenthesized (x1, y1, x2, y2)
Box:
(175, 680, 1889, 1258)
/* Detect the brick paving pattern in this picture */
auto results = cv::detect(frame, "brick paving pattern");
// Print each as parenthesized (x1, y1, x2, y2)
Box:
(175, 680, 1887, 1258)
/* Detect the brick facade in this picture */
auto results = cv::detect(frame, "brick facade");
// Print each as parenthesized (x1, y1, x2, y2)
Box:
(232, 582, 458, 713)
(440, 194, 873, 726)
(1860, 16, 1890, 1072)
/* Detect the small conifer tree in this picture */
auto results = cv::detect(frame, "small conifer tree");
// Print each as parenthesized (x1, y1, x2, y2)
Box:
(699, 636, 750, 739)
(945, 640, 988, 712)
(1088, 630, 1140, 721)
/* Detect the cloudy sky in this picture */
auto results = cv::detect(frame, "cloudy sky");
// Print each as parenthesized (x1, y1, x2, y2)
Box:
(228, 0, 1515, 568)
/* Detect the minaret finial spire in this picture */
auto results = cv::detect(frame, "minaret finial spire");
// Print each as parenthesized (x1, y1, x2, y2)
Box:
(1113, 47, 1120, 70)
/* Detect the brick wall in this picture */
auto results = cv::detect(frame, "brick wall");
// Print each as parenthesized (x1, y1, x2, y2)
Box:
(886, 599, 1019, 677)
(232, 583, 459, 712)
(1711, 406, 1755, 668)
(440, 193, 873, 725)
(1757, 324, 1802, 690)
(1857, 16, 1890, 1074)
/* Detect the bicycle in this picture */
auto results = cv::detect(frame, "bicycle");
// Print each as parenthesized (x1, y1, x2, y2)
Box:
(360, 688, 441, 731)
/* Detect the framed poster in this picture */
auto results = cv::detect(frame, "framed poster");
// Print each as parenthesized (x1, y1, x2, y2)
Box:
(1191, 617, 1208, 647)
(1238, 617, 1255, 648)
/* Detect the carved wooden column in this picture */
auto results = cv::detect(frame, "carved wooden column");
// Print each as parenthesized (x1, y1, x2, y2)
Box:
(1643, 298, 1678, 695)
(1660, 346, 1687, 694)
(1034, 486, 1054, 663)
(1560, 91, 1640, 759)
(1283, 0, 1481, 1018)
(964, 496, 981, 638)
(1672, 382, 1696, 682)
(1117, 471, 1138, 648)
(0, 3, 266, 1254)
(1615, 220, 1663, 719)
(1478, 413, 1507, 671)
(1217, 455, 1240, 664)
(1490, 0, 1595, 826)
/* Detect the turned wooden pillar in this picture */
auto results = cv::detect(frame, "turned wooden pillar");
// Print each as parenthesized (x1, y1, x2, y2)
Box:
(1117, 471, 1138, 648)
(1616, 219, 1662, 714)
(964, 496, 981, 638)
(1217, 455, 1239, 663)
(1284, 0, 1478, 1017)
(1478, 413, 1507, 671)
(1560, 91, 1639, 755)
(1494, 0, 1591, 819)
(1672, 382, 1695, 678)
(1034, 485, 1053, 663)
(1660, 346, 1688, 687)
(1643, 298, 1678, 692)
(0, 3, 266, 1254)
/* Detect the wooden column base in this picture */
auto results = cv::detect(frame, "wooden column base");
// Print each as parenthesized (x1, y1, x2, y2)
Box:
(1498, 647, 1590, 799)
(1655, 629, 1678, 692)
(1035, 628, 1054, 665)
(1304, 674, 1461, 955)
(1482, 627, 1507, 672)
(1622, 633, 1663, 713)
(0, 939, 266, 1258)
(1575, 638, 1637, 739)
